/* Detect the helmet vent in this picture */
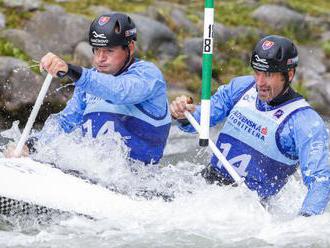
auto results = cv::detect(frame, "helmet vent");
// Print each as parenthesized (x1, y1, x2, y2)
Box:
(127, 17, 132, 24)
(276, 47, 283, 61)
(114, 20, 121, 34)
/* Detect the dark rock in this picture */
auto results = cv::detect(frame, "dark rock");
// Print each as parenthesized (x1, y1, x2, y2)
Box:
(295, 46, 329, 113)
(43, 4, 65, 13)
(321, 31, 330, 42)
(305, 14, 330, 32)
(318, 73, 330, 106)
(252, 5, 307, 32)
(167, 84, 193, 101)
(183, 38, 203, 74)
(73, 41, 93, 68)
(171, 9, 199, 34)
(0, 29, 47, 61)
(145, 6, 168, 23)
(2, 0, 41, 11)
(229, 26, 264, 41)
(54, 0, 78, 2)
(213, 23, 233, 44)
(0, 57, 43, 111)
(130, 14, 179, 60)
(297, 46, 327, 83)
(0, 12, 5, 30)
(0, 56, 70, 114)
(25, 10, 90, 55)
(88, 5, 112, 17)
(214, 23, 262, 43)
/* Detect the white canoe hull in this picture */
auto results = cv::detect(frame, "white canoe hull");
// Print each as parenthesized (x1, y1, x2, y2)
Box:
(0, 158, 143, 219)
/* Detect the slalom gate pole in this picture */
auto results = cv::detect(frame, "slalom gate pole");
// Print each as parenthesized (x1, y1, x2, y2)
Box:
(15, 73, 53, 156)
(185, 111, 244, 185)
(199, 0, 214, 147)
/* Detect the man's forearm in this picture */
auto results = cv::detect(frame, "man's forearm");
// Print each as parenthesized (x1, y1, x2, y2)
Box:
(300, 180, 330, 216)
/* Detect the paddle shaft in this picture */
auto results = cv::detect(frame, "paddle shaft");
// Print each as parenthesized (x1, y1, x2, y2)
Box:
(15, 74, 53, 156)
(184, 111, 244, 184)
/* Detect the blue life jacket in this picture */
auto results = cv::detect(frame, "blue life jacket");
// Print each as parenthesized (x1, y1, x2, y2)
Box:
(39, 59, 171, 164)
(82, 94, 171, 164)
(180, 75, 330, 215)
(210, 84, 310, 198)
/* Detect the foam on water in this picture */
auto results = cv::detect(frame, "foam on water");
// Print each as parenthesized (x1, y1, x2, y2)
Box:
(0, 123, 329, 247)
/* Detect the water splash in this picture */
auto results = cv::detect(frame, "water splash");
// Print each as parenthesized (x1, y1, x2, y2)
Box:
(29, 127, 208, 201)
(0, 121, 22, 149)
(12, 63, 39, 74)
(0, 121, 329, 247)
(53, 83, 75, 93)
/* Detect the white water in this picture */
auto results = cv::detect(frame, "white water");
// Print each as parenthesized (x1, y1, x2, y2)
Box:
(0, 121, 329, 248)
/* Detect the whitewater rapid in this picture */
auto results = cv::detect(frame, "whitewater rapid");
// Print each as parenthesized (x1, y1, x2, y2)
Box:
(0, 122, 329, 248)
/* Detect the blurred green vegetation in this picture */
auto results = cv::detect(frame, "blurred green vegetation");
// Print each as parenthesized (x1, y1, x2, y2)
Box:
(292, 80, 309, 99)
(0, 38, 29, 60)
(0, 7, 32, 28)
(276, 0, 330, 16)
(0, 0, 329, 99)
(43, 0, 152, 16)
(0, 38, 40, 73)
(323, 40, 330, 58)
(162, 55, 201, 93)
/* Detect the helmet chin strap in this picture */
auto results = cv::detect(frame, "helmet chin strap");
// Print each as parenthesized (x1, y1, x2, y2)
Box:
(114, 45, 134, 76)
(268, 70, 294, 104)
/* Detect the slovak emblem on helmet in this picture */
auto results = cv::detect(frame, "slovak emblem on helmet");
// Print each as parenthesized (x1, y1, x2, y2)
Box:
(262, 40, 274, 50)
(98, 16, 110, 26)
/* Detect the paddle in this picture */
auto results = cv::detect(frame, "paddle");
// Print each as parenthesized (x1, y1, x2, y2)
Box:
(14, 73, 53, 156)
(184, 111, 244, 185)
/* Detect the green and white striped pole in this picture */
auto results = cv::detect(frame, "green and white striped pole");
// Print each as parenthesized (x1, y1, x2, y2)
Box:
(199, 0, 214, 147)
(184, 1, 246, 186)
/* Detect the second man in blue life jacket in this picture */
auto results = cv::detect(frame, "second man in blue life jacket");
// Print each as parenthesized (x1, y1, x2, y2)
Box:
(170, 35, 330, 216)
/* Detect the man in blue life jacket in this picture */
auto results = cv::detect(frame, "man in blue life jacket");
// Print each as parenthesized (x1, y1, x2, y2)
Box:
(5, 13, 171, 165)
(170, 35, 330, 216)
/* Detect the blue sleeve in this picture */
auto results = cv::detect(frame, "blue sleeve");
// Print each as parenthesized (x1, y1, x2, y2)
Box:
(57, 87, 87, 133)
(281, 109, 330, 215)
(180, 75, 255, 133)
(74, 61, 166, 105)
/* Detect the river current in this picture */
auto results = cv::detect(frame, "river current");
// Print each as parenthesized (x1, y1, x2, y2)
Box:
(0, 119, 329, 248)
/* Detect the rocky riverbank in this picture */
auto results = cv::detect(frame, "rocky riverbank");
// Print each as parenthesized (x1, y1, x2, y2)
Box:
(0, 0, 329, 128)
